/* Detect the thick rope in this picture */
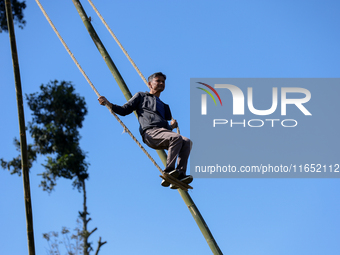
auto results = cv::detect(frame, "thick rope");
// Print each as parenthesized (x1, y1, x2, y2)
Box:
(88, 0, 180, 134)
(35, 0, 163, 174)
(87, 0, 148, 86)
(35, 0, 100, 97)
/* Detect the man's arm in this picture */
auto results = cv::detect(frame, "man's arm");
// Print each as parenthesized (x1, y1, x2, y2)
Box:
(98, 93, 141, 116)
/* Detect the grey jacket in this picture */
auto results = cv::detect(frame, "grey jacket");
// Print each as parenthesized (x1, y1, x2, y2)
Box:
(111, 92, 172, 135)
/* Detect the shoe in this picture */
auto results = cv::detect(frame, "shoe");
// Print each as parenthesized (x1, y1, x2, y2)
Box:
(165, 169, 180, 178)
(161, 179, 170, 187)
(177, 171, 193, 185)
(170, 174, 193, 190)
(179, 175, 193, 185)
(170, 184, 179, 189)
(161, 169, 180, 187)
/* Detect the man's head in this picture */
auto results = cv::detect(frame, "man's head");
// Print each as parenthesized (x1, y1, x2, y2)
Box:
(148, 72, 167, 96)
(148, 72, 166, 83)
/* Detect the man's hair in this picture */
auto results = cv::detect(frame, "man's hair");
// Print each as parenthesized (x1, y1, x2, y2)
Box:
(148, 72, 166, 82)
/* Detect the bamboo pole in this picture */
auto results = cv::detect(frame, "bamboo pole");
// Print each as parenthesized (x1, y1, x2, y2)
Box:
(71, 1, 222, 254)
(5, 1, 36, 254)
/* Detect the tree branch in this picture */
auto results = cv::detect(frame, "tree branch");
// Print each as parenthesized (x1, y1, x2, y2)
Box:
(94, 237, 107, 255)
(89, 227, 97, 237)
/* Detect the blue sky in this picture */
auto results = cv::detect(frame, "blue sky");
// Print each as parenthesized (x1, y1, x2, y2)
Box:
(1, 0, 340, 254)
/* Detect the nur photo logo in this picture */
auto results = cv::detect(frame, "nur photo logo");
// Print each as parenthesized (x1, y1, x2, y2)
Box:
(195, 80, 312, 128)
(190, 78, 339, 179)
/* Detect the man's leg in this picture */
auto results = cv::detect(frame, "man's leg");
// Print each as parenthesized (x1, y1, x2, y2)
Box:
(176, 136, 192, 175)
(143, 128, 186, 172)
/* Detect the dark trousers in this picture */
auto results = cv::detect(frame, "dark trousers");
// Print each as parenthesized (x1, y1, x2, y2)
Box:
(142, 128, 192, 174)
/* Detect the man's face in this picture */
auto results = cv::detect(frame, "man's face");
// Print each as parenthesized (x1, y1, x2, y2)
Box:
(149, 76, 165, 94)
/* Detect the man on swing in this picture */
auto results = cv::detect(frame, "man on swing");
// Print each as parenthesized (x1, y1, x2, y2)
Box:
(98, 72, 193, 188)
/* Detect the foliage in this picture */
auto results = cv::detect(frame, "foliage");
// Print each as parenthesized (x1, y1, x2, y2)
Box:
(0, 0, 26, 33)
(43, 220, 83, 255)
(2, 80, 106, 254)
(1, 80, 89, 192)
(0, 137, 37, 175)
(27, 80, 89, 191)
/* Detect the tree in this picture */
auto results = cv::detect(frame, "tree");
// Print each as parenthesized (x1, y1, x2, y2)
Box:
(26, 80, 88, 192)
(0, 0, 26, 33)
(1, 80, 106, 255)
